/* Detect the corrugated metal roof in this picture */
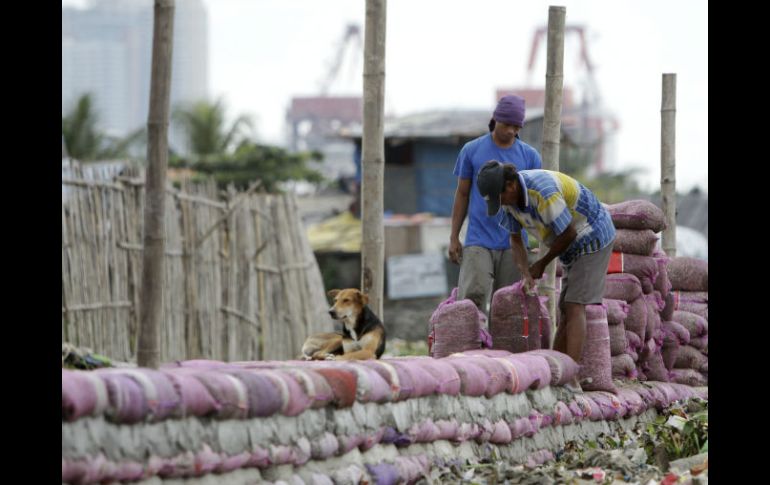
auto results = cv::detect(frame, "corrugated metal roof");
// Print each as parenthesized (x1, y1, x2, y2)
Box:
(340, 108, 545, 139)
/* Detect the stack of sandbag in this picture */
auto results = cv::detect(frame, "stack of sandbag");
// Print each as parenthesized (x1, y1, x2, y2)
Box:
(666, 257, 708, 386)
(62, 350, 709, 485)
(429, 287, 492, 358)
(489, 282, 551, 353)
(605, 200, 671, 383)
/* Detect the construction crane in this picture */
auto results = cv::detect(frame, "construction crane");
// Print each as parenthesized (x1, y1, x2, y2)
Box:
(318, 24, 362, 96)
(518, 24, 619, 173)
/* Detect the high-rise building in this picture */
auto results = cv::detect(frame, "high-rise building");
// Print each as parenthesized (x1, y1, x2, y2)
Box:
(62, 0, 209, 153)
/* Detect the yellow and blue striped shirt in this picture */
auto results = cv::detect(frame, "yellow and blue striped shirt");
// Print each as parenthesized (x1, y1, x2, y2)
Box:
(499, 170, 615, 265)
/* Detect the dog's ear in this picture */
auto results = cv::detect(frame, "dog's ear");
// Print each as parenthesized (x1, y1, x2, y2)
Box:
(328, 289, 340, 298)
(358, 291, 369, 306)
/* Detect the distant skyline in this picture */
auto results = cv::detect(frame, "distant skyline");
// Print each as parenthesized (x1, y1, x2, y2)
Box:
(62, 0, 707, 193)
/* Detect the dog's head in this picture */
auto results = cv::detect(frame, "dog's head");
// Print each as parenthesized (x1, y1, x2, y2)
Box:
(328, 288, 368, 321)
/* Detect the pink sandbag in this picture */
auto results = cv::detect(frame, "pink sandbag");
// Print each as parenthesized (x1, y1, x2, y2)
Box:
(444, 358, 490, 397)
(627, 347, 639, 363)
(314, 368, 359, 407)
(670, 369, 708, 387)
(96, 371, 150, 424)
(616, 388, 646, 416)
(490, 282, 550, 353)
(612, 229, 659, 256)
(489, 420, 513, 444)
(388, 360, 439, 398)
(283, 367, 337, 408)
(344, 363, 404, 403)
(224, 369, 290, 417)
(674, 345, 708, 372)
(430, 299, 482, 358)
(429, 288, 491, 355)
(641, 347, 669, 382)
(672, 310, 707, 338)
(586, 391, 624, 420)
(644, 294, 663, 340)
(625, 330, 642, 352)
(624, 296, 648, 342)
(552, 401, 574, 426)
(613, 253, 660, 294)
(607, 200, 666, 232)
(102, 368, 182, 422)
(409, 358, 461, 396)
(311, 433, 341, 460)
(672, 291, 709, 320)
(567, 400, 585, 422)
(574, 394, 603, 421)
(504, 353, 552, 392)
(608, 322, 629, 356)
(611, 354, 637, 379)
(689, 335, 708, 353)
(434, 419, 459, 441)
(660, 291, 675, 321)
(408, 420, 441, 443)
(646, 382, 680, 407)
(464, 356, 514, 398)
(604, 273, 643, 302)
(160, 370, 220, 417)
(62, 369, 108, 421)
(579, 304, 617, 393)
(528, 349, 580, 387)
(653, 251, 672, 298)
(662, 320, 691, 345)
(661, 329, 680, 371)
(189, 370, 249, 419)
(667, 257, 708, 291)
(603, 298, 630, 325)
(509, 416, 535, 439)
(161, 359, 229, 369)
(359, 361, 401, 401)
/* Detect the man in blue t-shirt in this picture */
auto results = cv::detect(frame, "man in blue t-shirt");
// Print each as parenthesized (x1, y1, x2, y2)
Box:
(448, 95, 542, 316)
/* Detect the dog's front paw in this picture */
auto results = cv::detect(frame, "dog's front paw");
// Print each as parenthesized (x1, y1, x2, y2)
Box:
(324, 353, 336, 361)
(302, 354, 312, 361)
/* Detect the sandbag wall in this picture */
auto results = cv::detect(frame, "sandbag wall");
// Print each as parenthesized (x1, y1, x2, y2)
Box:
(604, 200, 708, 386)
(63, 350, 707, 485)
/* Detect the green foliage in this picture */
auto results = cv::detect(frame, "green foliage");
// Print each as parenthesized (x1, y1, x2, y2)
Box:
(62, 93, 144, 161)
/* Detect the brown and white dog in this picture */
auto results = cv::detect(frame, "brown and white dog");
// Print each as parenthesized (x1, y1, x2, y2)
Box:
(301, 288, 386, 361)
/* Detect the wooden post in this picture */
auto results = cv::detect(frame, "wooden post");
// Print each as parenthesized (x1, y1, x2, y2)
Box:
(539, 5, 566, 345)
(137, 0, 175, 368)
(661, 73, 677, 257)
(361, 0, 386, 317)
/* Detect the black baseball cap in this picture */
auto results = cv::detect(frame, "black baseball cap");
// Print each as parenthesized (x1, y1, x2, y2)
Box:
(477, 160, 505, 216)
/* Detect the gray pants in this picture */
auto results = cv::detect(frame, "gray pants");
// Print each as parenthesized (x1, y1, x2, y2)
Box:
(457, 246, 521, 318)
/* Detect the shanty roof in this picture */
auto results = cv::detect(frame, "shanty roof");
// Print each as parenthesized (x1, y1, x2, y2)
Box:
(340, 108, 545, 139)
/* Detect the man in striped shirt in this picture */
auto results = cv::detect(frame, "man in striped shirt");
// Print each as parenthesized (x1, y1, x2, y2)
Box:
(477, 160, 616, 371)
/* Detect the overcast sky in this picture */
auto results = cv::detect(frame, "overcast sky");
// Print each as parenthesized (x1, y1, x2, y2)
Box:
(63, 0, 708, 193)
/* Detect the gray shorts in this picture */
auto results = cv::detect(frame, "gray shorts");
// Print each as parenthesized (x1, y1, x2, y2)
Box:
(558, 241, 615, 311)
(457, 246, 523, 314)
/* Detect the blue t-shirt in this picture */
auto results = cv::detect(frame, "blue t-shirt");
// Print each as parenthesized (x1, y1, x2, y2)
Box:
(453, 133, 542, 249)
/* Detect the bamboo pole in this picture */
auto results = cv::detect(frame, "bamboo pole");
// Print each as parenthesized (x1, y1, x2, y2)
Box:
(661, 73, 677, 257)
(361, 0, 387, 317)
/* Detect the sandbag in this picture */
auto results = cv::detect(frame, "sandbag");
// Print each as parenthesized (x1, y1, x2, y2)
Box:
(490, 282, 550, 353)
(579, 304, 617, 393)
(668, 257, 708, 291)
(607, 200, 666, 232)
(604, 273, 643, 302)
(612, 229, 659, 256)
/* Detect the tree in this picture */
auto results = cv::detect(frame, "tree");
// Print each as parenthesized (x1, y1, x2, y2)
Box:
(62, 93, 144, 161)
(172, 98, 252, 158)
(187, 142, 324, 192)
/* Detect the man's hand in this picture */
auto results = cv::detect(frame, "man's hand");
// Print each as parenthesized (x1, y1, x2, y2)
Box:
(449, 238, 463, 264)
(529, 259, 547, 280)
(522, 273, 538, 295)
